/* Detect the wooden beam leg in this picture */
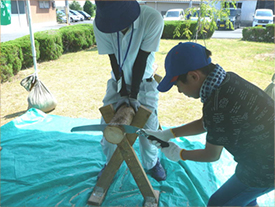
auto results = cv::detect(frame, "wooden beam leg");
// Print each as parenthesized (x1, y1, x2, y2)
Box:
(118, 137, 159, 206)
(87, 147, 123, 206)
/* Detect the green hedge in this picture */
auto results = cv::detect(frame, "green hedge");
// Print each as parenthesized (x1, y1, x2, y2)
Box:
(59, 24, 95, 53)
(1, 42, 23, 82)
(242, 24, 275, 43)
(162, 20, 215, 39)
(13, 36, 40, 69)
(0, 24, 96, 83)
(34, 30, 63, 61)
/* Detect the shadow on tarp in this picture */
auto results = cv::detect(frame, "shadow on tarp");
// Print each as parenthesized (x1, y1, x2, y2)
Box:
(1, 108, 274, 206)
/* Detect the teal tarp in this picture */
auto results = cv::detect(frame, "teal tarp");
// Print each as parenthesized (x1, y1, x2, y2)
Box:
(1, 109, 274, 206)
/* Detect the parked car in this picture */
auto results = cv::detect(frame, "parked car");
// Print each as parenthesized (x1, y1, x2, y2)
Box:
(56, 10, 66, 23)
(163, 9, 184, 21)
(217, 8, 241, 30)
(70, 10, 84, 21)
(61, 10, 80, 22)
(77, 10, 91, 20)
(252, 9, 273, 27)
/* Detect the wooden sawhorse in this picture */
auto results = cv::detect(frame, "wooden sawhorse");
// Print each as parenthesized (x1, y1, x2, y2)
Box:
(87, 104, 159, 206)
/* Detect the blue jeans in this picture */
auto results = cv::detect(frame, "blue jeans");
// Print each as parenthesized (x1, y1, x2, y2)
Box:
(208, 174, 274, 206)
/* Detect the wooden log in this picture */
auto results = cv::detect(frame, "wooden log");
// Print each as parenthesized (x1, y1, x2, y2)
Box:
(103, 104, 135, 144)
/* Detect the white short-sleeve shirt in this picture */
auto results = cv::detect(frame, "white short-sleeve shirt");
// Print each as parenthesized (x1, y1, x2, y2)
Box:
(93, 5, 164, 85)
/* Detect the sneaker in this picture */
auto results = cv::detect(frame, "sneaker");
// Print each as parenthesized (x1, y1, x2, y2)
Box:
(148, 158, 166, 181)
(97, 164, 106, 180)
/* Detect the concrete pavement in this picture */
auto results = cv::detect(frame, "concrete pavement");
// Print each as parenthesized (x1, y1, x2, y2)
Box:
(1, 20, 93, 42)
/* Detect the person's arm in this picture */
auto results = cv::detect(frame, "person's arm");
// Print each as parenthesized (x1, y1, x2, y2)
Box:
(172, 117, 206, 137)
(108, 54, 128, 96)
(181, 141, 223, 162)
(161, 141, 224, 162)
(142, 117, 206, 142)
(130, 49, 150, 99)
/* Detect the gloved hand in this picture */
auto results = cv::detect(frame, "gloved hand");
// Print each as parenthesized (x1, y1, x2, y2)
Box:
(115, 96, 130, 111)
(129, 98, 140, 112)
(161, 142, 185, 162)
(141, 128, 176, 142)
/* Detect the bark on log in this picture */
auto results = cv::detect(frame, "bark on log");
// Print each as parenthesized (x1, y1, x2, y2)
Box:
(103, 104, 135, 144)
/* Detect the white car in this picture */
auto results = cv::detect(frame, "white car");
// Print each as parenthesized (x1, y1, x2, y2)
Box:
(61, 10, 80, 22)
(70, 10, 84, 21)
(163, 9, 185, 21)
(252, 9, 273, 27)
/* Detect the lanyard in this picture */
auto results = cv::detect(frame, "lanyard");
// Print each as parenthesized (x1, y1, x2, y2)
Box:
(117, 23, 134, 77)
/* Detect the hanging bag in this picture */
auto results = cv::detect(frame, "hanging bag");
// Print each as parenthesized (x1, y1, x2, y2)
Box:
(20, 73, 57, 113)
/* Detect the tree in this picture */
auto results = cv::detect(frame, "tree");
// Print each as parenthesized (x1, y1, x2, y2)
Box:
(69, 0, 82, 11)
(174, 0, 236, 42)
(83, 0, 95, 17)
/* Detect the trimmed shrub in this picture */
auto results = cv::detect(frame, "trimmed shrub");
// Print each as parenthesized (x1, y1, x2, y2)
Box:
(242, 24, 275, 43)
(0, 24, 96, 83)
(162, 20, 215, 40)
(14, 36, 40, 69)
(266, 24, 275, 42)
(34, 30, 63, 61)
(0, 42, 23, 82)
(59, 24, 95, 53)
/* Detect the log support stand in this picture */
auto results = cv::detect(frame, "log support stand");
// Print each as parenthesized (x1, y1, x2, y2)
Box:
(87, 104, 159, 207)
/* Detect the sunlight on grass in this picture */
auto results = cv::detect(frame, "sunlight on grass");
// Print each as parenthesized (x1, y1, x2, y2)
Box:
(1, 39, 274, 126)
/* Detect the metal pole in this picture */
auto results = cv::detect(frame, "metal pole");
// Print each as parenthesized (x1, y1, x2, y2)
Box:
(16, 0, 21, 26)
(25, 0, 38, 78)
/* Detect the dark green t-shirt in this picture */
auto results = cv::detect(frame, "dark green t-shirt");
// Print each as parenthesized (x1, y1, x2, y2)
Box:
(203, 72, 274, 187)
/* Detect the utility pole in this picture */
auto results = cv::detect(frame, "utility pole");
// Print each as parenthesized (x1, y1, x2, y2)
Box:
(189, 0, 193, 8)
(65, 0, 70, 25)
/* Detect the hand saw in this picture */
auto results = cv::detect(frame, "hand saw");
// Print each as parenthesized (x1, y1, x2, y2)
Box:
(71, 124, 169, 148)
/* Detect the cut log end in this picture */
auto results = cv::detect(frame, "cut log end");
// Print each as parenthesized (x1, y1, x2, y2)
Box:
(104, 125, 125, 144)
(103, 104, 135, 144)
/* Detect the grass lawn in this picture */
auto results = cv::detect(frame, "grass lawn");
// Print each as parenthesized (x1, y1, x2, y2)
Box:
(1, 39, 274, 127)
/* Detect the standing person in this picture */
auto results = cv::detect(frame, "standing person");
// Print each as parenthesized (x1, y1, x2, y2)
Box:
(93, 1, 166, 181)
(142, 42, 274, 206)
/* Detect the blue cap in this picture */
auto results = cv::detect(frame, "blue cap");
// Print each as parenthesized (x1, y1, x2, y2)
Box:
(157, 42, 211, 92)
(95, 1, 140, 33)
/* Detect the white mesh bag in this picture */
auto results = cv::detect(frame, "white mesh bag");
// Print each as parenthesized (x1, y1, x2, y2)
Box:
(21, 74, 57, 112)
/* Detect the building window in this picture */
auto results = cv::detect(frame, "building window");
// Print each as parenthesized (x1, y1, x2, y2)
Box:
(39, 1, 50, 9)
(11, 0, 25, 14)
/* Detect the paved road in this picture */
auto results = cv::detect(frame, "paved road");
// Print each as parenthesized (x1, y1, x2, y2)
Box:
(1, 20, 93, 42)
(212, 27, 243, 39)
(1, 20, 242, 42)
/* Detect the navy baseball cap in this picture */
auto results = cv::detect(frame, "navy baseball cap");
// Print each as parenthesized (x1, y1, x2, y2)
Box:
(95, 1, 140, 33)
(157, 42, 212, 92)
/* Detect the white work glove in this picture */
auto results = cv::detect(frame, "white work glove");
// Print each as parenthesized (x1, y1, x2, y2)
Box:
(142, 128, 176, 142)
(161, 142, 185, 162)
(115, 96, 130, 111)
(129, 98, 140, 112)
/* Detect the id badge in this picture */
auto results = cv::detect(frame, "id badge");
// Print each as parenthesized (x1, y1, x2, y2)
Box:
(117, 77, 122, 93)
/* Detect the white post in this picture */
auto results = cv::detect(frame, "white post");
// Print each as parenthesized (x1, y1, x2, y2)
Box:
(25, 0, 38, 78)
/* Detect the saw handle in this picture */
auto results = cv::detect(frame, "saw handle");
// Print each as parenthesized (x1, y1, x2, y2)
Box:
(148, 135, 169, 148)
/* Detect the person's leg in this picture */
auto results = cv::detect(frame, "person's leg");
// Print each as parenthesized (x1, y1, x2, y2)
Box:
(137, 79, 159, 170)
(208, 174, 274, 206)
(138, 79, 166, 181)
(97, 79, 121, 179)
